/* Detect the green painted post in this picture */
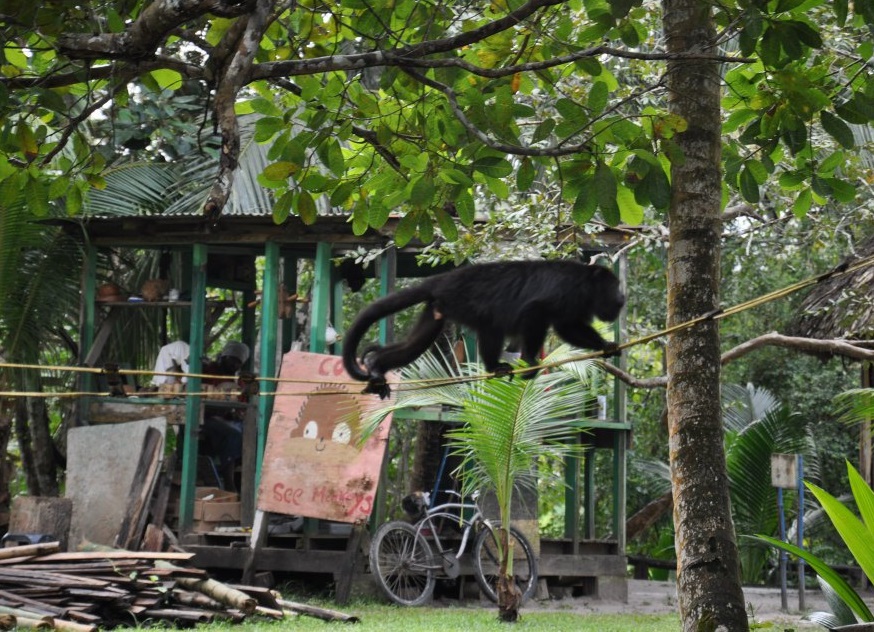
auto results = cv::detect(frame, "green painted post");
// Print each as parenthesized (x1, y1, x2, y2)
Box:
(377, 247, 396, 345)
(371, 248, 396, 530)
(310, 242, 332, 353)
(282, 257, 298, 352)
(584, 449, 596, 539)
(564, 443, 581, 550)
(611, 256, 628, 553)
(76, 245, 98, 425)
(256, 241, 280, 484)
(179, 243, 208, 533)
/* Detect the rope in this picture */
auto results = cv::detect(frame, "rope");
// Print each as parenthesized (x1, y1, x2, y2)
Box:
(0, 252, 871, 399)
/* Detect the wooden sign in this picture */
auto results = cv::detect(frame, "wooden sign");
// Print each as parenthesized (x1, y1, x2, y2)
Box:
(770, 454, 798, 489)
(257, 352, 394, 523)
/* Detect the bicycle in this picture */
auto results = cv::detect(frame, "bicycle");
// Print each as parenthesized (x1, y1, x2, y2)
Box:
(369, 491, 538, 606)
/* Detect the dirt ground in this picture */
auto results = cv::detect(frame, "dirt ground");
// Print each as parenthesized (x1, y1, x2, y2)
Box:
(530, 578, 861, 629)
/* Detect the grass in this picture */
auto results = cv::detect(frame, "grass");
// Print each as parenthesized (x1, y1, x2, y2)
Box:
(190, 603, 683, 631)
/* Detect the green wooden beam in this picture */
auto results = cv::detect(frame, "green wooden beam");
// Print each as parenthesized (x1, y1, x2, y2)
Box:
(310, 242, 332, 353)
(78, 244, 98, 423)
(332, 270, 345, 356)
(256, 241, 280, 484)
(377, 247, 396, 345)
(179, 243, 208, 533)
(282, 256, 298, 353)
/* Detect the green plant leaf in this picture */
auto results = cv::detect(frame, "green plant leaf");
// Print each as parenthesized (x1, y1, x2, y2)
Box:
(739, 165, 760, 203)
(847, 462, 874, 538)
(820, 111, 855, 149)
(807, 480, 874, 588)
(751, 534, 873, 621)
(297, 190, 317, 224)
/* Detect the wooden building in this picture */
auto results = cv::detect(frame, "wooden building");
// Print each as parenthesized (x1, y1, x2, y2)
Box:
(64, 209, 632, 603)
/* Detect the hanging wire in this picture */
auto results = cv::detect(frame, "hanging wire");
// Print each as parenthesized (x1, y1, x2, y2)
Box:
(0, 252, 871, 399)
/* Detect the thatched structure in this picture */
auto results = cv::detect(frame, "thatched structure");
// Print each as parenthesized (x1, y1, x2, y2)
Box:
(788, 235, 874, 343)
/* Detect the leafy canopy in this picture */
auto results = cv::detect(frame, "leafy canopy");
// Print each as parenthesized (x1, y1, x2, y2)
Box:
(0, 0, 871, 241)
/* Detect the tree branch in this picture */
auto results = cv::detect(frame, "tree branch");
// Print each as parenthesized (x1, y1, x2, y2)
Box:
(720, 331, 874, 365)
(56, 0, 254, 60)
(203, 0, 272, 221)
(601, 333, 874, 390)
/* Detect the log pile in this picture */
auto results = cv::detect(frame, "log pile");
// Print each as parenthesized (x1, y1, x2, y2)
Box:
(0, 542, 358, 629)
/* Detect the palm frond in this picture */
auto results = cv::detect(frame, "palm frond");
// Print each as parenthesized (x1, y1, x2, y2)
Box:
(85, 162, 180, 216)
(835, 388, 874, 428)
(722, 382, 780, 433)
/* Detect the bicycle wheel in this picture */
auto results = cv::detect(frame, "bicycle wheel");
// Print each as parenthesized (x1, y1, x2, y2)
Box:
(472, 523, 538, 604)
(370, 521, 436, 606)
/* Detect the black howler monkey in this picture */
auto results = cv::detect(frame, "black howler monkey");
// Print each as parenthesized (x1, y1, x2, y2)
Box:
(343, 260, 625, 398)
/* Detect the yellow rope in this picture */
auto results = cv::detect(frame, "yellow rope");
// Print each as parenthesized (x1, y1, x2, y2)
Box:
(0, 252, 871, 398)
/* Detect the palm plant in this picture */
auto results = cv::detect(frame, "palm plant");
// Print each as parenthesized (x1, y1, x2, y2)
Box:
(722, 383, 819, 583)
(627, 383, 818, 584)
(756, 460, 874, 629)
(364, 345, 602, 621)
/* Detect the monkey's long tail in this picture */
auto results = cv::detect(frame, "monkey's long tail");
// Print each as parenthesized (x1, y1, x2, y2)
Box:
(342, 285, 433, 381)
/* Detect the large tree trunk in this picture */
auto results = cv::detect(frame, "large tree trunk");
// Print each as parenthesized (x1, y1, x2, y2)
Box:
(663, 0, 748, 629)
(0, 401, 13, 529)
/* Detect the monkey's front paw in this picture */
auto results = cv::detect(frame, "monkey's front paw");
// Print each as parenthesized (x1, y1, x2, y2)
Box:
(602, 342, 621, 358)
(363, 377, 391, 399)
(492, 363, 514, 380)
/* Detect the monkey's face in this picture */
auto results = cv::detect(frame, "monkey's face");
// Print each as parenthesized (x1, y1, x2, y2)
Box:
(595, 281, 625, 323)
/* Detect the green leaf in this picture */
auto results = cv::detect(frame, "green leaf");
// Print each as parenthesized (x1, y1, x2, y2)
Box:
(409, 175, 435, 208)
(325, 139, 346, 177)
(531, 118, 556, 144)
(254, 117, 284, 143)
(434, 207, 459, 241)
(330, 181, 356, 207)
(792, 188, 811, 218)
(826, 178, 857, 203)
(471, 156, 513, 178)
(368, 202, 390, 228)
(351, 203, 369, 236)
(820, 111, 855, 149)
(588, 81, 609, 116)
(273, 190, 295, 224)
(616, 186, 643, 225)
(642, 167, 671, 210)
(572, 178, 597, 225)
(440, 169, 474, 187)
(417, 213, 434, 244)
(760, 26, 781, 66)
(751, 534, 873, 621)
(454, 190, 475, 226)
(26, 176, 49, 217)
(832, 0, 848, 27)
(739, 165, 760, 203)
(787, 20, 823, 49)
(297, 190, 317, 224)
(808, 479, 874, 589)
(394, 212, 417, 247)
(149, 69, 182, 91)
(262, 161, 299, 181)
(516, 158, 536, 191)
(847, 462, 874, 536)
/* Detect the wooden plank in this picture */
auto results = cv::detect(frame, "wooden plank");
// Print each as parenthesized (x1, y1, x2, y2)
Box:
(115, 427, 164, 550)
(0, 543, 60, 561)
(28, 551, 193, 562)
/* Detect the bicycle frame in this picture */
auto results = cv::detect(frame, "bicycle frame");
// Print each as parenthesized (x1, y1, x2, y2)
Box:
(411, 492, 491, 569)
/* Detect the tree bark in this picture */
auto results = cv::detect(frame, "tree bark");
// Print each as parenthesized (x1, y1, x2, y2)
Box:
(663, 0, 748, 629)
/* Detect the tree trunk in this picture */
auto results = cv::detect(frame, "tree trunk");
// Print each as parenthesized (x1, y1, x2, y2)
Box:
(0, 401, 13, 529)
(496, 527, 521, 623)
(663, 0, 748, 629)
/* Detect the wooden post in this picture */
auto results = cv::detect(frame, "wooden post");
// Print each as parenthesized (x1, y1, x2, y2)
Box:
(310, 242, 332, 353)
(256, 241, 280, 481)
(179, 243, 208, 533)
